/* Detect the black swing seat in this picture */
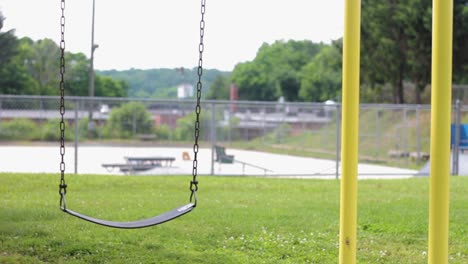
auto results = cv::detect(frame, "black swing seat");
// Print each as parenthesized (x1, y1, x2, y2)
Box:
(62, 203, 195, 229)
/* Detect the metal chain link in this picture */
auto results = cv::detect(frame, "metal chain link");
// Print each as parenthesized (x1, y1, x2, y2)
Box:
(190, 0, 206, 206)
(59, 0, 67, 209)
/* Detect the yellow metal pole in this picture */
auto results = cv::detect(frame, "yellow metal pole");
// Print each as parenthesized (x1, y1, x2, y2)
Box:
(428, 0, 453, 263)
(339, 0, 361, 263)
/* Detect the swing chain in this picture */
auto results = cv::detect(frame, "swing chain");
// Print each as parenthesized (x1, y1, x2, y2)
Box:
(190, 0, 206, 206)
(57, 0, 205, 209)
(59, 0, 67, 209)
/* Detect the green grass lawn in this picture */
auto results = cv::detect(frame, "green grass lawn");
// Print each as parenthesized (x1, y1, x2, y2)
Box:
(0, 173, 466, 263)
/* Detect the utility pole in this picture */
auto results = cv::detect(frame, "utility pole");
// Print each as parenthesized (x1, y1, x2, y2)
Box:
(88, 0, 99, 138)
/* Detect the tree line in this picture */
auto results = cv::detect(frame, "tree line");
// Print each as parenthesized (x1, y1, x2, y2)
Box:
(208, 0, 468, 104)
(0, 12, 129, 97)
(206, 40, 342, 103)
(0, 10, 229, 99)
(2, 0, 468, 104)
(99, 68, 230, 99)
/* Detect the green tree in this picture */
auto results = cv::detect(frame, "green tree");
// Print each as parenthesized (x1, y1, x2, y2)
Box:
(361, 0, 468, 104)
(0, 26, 129, 97)
(299, 43, 342, 102)
(231, 40, 325, 101)
(0, 12, 17, 65)
(231, 61, 274, 101)
(400, 0, 432, 104)
(0, 13, 37, 94)
(397, 0, 467, 102)
(453, 1, 468, 84)
(64, 52, 129, 97)
(361, 0, 408, 103)
(95, 75, 129, 97)
(205, 75, 230, 100)
(65, 52, 90, 96)
(256, 40, 325, 101)
(22, 38, 60, 95)
(0, 63, 39, 95)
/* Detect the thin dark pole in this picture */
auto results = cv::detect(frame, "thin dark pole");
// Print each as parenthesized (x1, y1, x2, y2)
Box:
(88, 0, 98, 137)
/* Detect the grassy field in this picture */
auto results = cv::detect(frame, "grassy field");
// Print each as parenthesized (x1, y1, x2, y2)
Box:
(230, 109, 468, 171)
(0, 173, 466, 263)
(226, 109, 435, 170)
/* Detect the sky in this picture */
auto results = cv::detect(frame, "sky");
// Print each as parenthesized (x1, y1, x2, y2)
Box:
(0, 0, 344, 71)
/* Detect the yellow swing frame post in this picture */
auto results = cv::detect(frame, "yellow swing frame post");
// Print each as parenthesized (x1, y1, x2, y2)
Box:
(428, 0, 453, 263)
(339, 0, 361, 263)
(338, 0, 453, 263)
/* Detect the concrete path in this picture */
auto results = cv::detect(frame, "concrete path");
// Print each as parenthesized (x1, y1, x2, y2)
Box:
(0, 146, 417, 178)
(417, 152, 468, 176)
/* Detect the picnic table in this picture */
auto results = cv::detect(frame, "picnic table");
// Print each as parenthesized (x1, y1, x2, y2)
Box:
(102, 156, 175, 174)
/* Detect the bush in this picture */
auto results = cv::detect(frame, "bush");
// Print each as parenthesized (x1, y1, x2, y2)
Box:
(154, 124, 171, 140)
(76, 117, 100, 139)
(102, 102, 154, 139)
(173, 112, 209, 141)
(40, 119, 74, 141)
(0, 118, 39, 140)
(174, 113, 195, 141)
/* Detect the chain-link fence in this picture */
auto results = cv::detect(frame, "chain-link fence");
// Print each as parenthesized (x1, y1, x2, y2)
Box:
(1, 95, 467, 176)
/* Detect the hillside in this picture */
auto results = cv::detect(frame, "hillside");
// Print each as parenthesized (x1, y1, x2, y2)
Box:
(98, 68, 230, 99)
